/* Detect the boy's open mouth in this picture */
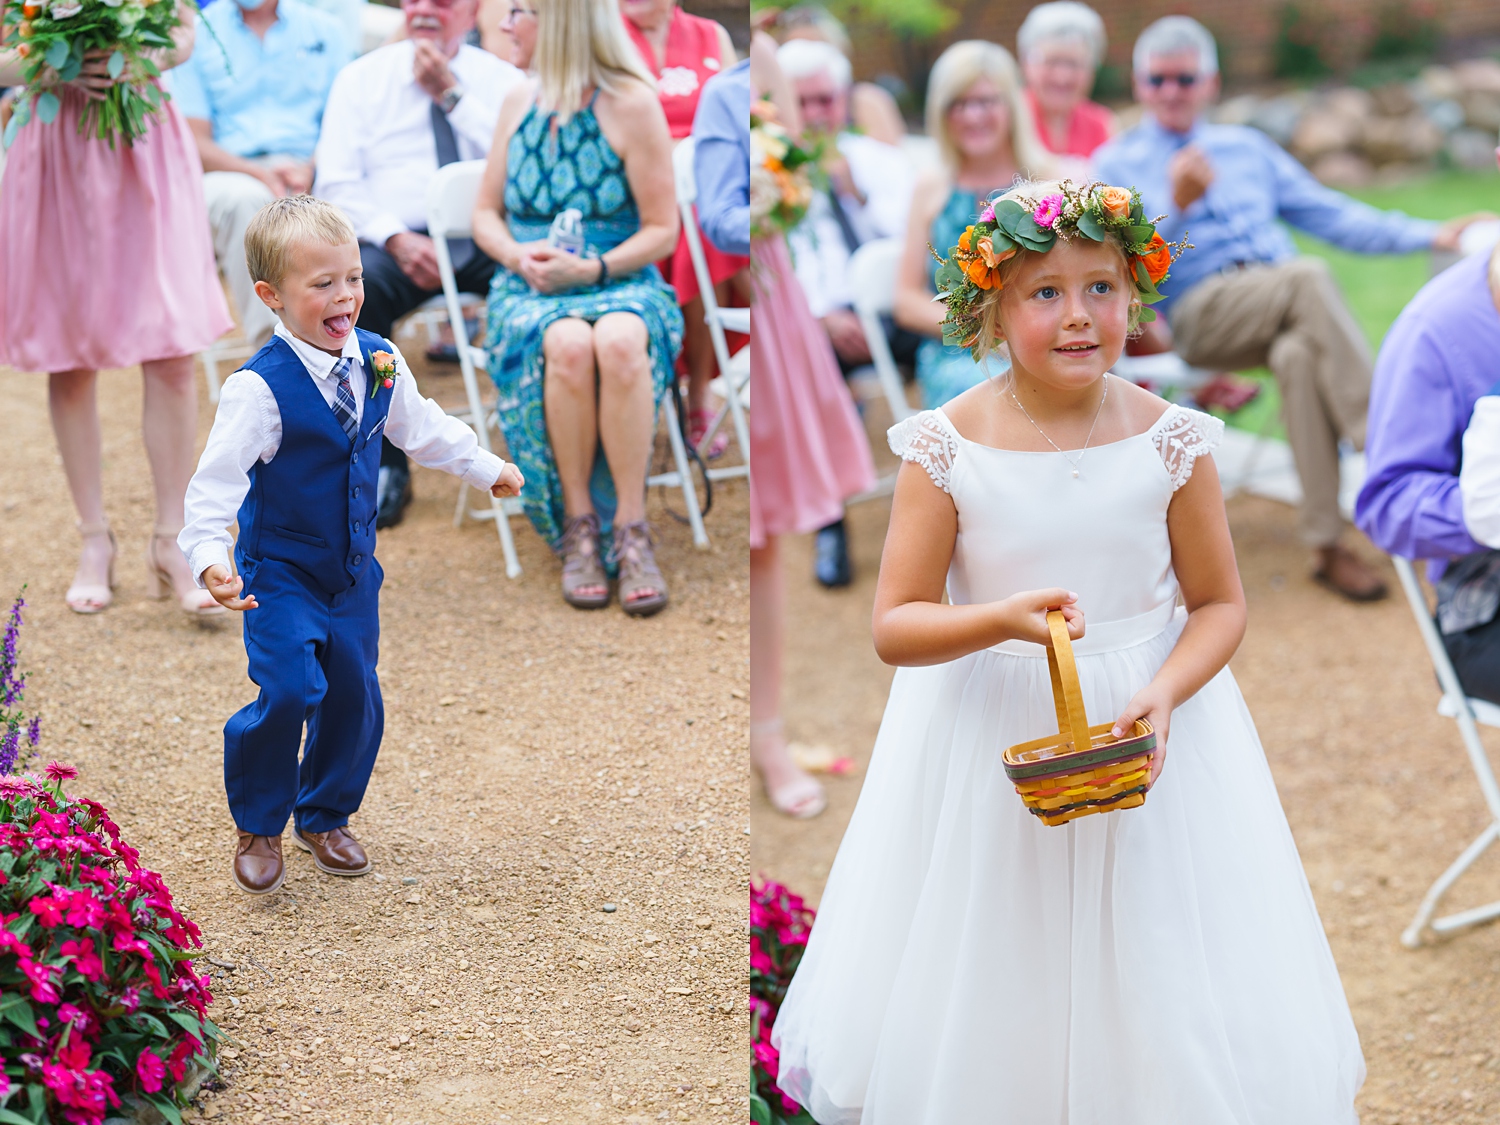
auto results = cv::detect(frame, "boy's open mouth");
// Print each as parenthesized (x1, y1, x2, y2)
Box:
(323, 314, 352, 337)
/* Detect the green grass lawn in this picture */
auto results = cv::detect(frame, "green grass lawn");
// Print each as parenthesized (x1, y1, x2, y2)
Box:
(1199, 168, 1499, 436)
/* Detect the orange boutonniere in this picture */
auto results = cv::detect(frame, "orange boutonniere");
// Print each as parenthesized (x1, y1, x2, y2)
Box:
(1133, 233, 1173, 285)
(368, 350, 399, 399)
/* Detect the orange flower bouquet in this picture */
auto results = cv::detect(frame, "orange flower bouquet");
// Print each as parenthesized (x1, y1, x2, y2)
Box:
(749, 100, 823, 240)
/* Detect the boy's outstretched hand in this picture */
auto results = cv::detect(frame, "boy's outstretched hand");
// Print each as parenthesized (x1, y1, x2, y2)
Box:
(491, 463, 525, 498)
(201, 565, 259, 612)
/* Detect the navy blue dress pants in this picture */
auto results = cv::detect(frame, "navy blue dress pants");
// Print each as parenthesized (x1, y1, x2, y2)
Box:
(225, 557, 383, 836)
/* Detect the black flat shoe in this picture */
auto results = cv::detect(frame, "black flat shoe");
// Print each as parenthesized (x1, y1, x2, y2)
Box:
(375, 464, 413, 529)
(813, 519, 852, 588)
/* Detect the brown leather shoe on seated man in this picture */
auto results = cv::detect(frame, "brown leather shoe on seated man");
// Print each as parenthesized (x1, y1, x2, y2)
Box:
(234, 833, 286, 895)
(1313, 542, 1389, 603)
(292, 825, 372, 876)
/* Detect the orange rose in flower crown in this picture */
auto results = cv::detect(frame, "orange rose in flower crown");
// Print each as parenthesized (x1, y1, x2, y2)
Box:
(1133, 233, 1173, 285)
(929, 180, 1192, 358)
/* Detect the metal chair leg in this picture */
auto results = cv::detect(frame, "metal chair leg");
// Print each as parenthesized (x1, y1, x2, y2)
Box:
(663, 396, 709, 550)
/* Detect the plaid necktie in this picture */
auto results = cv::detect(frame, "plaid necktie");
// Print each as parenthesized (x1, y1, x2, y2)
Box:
(330, 357, 359, 442)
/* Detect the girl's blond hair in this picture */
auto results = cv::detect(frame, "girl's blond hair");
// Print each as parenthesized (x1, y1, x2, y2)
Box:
(924, 40, 1054, 179)
(534, 0, 656, 124)
(969, 180, 1142, 365)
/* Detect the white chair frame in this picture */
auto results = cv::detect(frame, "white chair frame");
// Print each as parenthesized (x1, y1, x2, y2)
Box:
(427, 160, 524, 578)
(843, 238, 915, 505)
(427, 161, 711, 564)
(1390, 554, 1500, 947)
(671, 137, 749, 485)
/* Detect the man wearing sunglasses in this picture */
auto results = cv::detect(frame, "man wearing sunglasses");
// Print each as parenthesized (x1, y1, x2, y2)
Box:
(1093, 15, 1489, 604)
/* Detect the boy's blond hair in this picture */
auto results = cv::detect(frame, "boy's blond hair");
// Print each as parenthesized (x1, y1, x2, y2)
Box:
(244, 195, 358, 288)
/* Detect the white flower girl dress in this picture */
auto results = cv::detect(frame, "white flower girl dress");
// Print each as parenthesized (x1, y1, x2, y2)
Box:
(772, 402, 1364, 1124)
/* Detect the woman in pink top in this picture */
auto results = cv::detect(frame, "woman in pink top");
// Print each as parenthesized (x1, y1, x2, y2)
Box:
(0, 7, 233, 618)
(623, 0, 748, 454)
(1018, 1, 1114, 160)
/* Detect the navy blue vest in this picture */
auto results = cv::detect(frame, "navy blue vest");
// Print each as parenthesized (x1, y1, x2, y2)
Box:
(235, 329, 394, 597)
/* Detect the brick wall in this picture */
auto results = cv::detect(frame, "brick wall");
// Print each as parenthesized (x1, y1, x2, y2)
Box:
(845, 0, 1500, 97)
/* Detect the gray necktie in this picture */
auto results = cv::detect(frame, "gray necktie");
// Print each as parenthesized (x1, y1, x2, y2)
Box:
(431, 101, 475, 272)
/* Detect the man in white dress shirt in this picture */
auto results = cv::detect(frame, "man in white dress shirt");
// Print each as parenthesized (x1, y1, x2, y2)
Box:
(778, 38, 914, 373)
(314, 0, 523, 525)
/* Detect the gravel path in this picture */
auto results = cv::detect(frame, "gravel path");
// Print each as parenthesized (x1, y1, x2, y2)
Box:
(754, 423, 1500, 1125)
(0, 355, 749, 1125)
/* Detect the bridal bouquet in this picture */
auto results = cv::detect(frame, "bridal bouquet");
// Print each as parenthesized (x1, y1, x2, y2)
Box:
(2, 0, 202, 148)
(749, 101, 821, 241)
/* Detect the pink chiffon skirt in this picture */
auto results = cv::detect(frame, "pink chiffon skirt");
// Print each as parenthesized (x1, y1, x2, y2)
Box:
(750, 235, 875, 549)
(0, 89, 233, 373)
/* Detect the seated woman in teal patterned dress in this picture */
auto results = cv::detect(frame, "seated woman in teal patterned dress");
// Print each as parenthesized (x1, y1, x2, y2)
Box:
(474, 0, 682, 617)
(893, 39, 1054, 407)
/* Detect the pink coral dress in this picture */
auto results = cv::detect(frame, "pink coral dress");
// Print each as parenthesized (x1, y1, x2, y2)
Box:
(0, 88, 233, 373)
(750, 234, 875, 549)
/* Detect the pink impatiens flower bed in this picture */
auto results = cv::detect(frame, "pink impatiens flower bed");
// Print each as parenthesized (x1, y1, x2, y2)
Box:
(0, 764, 217, 1124)
(750, 879, 815, 1125)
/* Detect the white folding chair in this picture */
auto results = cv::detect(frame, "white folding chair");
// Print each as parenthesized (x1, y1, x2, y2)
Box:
(200, 333, 257, 404)
(1390, 555, 1500, 946)
(672, 137, 749, 484)
(847, 237, 916, 429)
(426, 160, 523, 578)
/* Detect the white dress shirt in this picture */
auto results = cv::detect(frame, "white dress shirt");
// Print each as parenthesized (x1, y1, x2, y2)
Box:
(1462, 392, 1500, 549)
(180, 323, 506, 585)
(786, 132, 914, 319)
(313, 40, 523, 247)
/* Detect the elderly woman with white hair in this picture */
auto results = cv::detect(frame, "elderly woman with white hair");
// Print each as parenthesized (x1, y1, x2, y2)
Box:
(1018, 0, 1114, 160)
(892, 40, 1054, 408)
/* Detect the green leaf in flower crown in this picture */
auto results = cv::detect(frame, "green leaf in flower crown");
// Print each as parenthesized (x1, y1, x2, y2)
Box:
(1076, 211, 1105, 242)
(45, 39, 71, 71)
(988, 229, 1018, 254)
(1124, 223, 1155, 246)
(35, 92, 60, 126)
(1130, 198, 1144, 222)
(108, 49, 125, 80)
(1012, 212, 1056, 251)
(934, 259, 964, 292)
(942, 320, 973, 348)
(1137, 306, 1157, 322)
(992, 198, 1026, 222)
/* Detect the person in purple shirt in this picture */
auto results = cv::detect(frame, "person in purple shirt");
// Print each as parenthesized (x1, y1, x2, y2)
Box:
(1092, 15, 1486, 603)
(1356, 244, 1500, 704)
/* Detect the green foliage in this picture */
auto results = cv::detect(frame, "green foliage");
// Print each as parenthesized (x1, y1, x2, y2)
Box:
(1272, 4, 1334, 81)
(1368, 0, 1439, 63)
(823, 0, 956, 39)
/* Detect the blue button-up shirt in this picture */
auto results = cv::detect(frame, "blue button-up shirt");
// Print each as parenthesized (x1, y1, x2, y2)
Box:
(1091, 116, 1438, 312)
(691, 58, 750, 256)
(172, 0, 352, 160)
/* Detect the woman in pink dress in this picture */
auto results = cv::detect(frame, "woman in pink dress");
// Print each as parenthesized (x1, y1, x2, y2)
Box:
(747, 32, 875, 818)
(1017, 1, 1115, 166)
(623, 0, 749, 453)
(0, 7, 233, 617)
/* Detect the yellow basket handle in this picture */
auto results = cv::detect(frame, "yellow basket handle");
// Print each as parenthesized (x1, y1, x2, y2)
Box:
(1046, 609, 1092, 752)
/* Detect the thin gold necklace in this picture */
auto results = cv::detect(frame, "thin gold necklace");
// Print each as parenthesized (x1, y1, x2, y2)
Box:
(1009, 374, 1109, 480)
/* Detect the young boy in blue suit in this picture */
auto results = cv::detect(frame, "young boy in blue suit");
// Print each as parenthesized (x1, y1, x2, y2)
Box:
(180, 196, 523, 894)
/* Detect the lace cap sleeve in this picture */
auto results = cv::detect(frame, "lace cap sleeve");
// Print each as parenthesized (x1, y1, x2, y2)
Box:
(887, 410, 959, 494)
(1151, 406, 1225, 491)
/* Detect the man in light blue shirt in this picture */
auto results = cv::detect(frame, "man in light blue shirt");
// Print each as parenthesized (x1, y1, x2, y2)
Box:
(692, 57, 750, 258)
(174, 0, 352, 347)
(1092, 15, 1484, 603)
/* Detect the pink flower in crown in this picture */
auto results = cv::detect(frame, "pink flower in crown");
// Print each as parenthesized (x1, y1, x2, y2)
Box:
(978, 202, 995, 223)
(1033, 193, 1065, 229)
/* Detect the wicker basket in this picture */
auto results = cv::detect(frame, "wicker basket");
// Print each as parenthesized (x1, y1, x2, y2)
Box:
(1002, 610, 1156, 827)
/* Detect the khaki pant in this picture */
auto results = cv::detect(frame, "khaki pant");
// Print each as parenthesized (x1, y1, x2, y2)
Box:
(1170, 257, 1372, 548)
(203, 170, 282, 351)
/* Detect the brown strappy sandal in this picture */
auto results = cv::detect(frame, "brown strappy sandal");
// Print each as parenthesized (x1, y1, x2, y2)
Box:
(558, 513, 610, 609)
(611, 520, 669, 618)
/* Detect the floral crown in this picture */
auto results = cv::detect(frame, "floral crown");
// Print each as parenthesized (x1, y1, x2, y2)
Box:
(932, 180, 1191, 357)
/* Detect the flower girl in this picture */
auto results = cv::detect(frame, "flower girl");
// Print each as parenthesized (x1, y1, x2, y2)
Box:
(772, 181, 1364, 1123)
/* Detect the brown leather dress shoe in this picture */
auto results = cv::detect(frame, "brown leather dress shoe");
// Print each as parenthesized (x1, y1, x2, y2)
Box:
(1313, 544, 1389, 603)
(291, 824, 372, 876)
(234, 833, 285, 895)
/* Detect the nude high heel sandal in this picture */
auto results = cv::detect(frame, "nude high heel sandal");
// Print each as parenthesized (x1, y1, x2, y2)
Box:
(146, 529, 227, 619)
(65, 521, 117, 615)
